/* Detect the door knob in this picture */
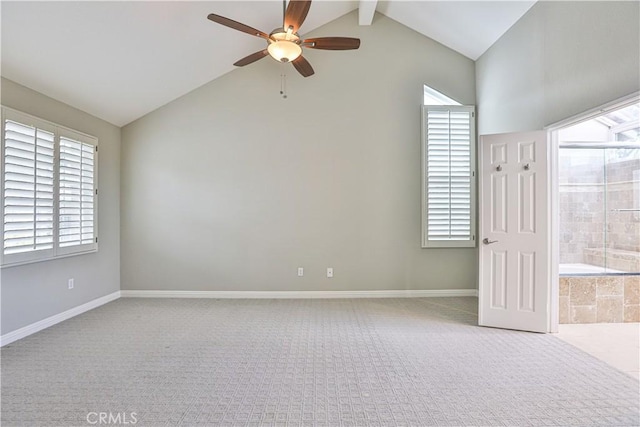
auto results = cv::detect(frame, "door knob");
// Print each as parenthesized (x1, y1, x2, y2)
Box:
(482, 238, 498, 245)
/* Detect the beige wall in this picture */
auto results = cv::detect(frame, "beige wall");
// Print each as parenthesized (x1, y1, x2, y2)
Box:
(1, 78, 121, 334)
(476, 1, 640, 135)
(121, 11, 478, 292)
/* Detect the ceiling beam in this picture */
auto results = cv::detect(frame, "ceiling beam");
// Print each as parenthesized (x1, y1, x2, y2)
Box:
(358, 0, 377, 26)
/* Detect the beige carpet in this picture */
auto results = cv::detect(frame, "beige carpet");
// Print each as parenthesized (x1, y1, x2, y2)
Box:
(2, 297, 639, 426)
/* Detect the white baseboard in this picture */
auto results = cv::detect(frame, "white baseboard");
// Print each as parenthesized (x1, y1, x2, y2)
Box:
(120, 289, 478, 299)
(1, 291, 121, 347)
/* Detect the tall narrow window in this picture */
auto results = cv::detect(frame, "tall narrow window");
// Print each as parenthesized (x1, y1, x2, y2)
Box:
(422, 105, 476, 248)
(1, 108, 98, 266)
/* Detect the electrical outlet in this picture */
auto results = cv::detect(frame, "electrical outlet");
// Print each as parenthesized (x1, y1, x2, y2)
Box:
(68, 278, 74, 290)
(297, 267, 304, 277)
(327, 268, 333, 278)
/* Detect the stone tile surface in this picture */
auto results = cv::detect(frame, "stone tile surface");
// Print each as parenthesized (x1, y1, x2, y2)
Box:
(559, 296, 570, 324)
(561, 275, 640, 324)
(571, 305, 597, 323)
(596, 276, 624, 296)
(624, 304, 640, 323)
(559, 278, 570, 297)
(596, 296, 624, 323)
(624, 276, 640, 305)
(570, 278, 596, 306)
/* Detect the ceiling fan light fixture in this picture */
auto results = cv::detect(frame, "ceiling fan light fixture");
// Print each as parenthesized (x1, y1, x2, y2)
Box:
(267, 40, 302, 62)
(267, 27, 302, 63)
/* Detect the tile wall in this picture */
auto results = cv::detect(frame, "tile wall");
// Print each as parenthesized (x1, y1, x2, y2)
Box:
(559, 156, 640, 272)
(559, 275, 640, 323)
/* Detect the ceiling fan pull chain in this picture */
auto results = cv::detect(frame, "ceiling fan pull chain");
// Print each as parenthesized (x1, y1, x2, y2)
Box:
(280, 62, 288, 99)
(280, 73, 287, 99)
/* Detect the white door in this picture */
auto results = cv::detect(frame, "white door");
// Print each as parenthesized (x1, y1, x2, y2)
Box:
(478, 131, 549, 333)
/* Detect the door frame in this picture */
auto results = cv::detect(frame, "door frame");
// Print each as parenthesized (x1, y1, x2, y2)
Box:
(544, 91, 640, 333)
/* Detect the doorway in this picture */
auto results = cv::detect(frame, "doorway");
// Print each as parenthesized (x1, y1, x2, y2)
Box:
(554, 102, 640, 325)
(478, 94, 639, 334)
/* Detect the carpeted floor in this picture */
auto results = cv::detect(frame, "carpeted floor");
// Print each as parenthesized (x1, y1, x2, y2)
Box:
(1, 297, 639, 426)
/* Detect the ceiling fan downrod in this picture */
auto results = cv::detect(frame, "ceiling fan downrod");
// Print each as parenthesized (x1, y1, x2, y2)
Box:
(283, 0, 286, 29)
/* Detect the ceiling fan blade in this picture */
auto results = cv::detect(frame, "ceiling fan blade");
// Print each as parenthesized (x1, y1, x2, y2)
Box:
(233, 50, 269, 67)
(207, 13, 269, 39)
(284, 0, 312, 33)
(292, 55, 314, 77)
(303, 37, 361, 50)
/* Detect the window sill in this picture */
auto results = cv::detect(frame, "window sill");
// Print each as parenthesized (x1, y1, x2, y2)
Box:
(0, 249, 98, 269)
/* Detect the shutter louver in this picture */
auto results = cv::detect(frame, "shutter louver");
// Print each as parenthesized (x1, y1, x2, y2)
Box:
(423, 106, 476, 248)
(3, 120, 54, 255)
(59, 137, 94, 247)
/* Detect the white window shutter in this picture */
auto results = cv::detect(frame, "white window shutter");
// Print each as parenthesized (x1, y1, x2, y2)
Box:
(58, 133, 97, 255)
(422, 105, 476, 248)
(2, 118, 55, 263)
(1, 107, 98, 266)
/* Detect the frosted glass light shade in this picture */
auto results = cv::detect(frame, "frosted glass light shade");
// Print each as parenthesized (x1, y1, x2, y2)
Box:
(268, 41, 302, 63)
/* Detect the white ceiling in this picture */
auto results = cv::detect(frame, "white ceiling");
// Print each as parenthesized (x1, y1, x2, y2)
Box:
(1, 1, 535, 127)
(377, 1, 535, 60)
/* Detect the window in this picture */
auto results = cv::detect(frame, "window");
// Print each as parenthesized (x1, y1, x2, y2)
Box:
(1, 108, 98, 266)
(422, 105, 476, 248)
(424, 85, 462, 106)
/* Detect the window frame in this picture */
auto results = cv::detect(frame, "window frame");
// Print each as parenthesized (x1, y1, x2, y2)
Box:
(421, 104, 477, 248)
(1, 107, 98, 267)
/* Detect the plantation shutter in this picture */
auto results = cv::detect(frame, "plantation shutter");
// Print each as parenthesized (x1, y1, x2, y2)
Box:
(58, 132, 96, 254)
(422, 105, 476, 248)
(2, 117, 55, 262)
(1, 107, 98, 266)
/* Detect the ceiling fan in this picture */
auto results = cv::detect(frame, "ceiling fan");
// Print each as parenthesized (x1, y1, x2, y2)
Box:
(207, 0, 360, 77)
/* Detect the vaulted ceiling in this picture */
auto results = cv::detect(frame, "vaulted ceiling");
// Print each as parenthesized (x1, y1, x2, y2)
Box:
(1, 1, 535, 126)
